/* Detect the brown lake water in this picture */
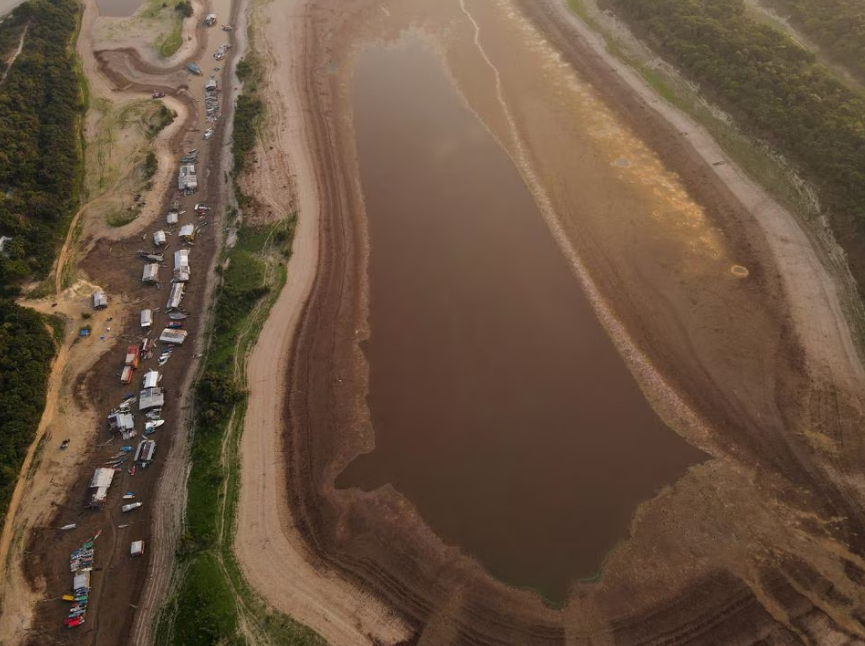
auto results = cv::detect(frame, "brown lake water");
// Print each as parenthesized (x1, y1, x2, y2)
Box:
(95, 0, 142, 19)
(337, 36, 706, 602)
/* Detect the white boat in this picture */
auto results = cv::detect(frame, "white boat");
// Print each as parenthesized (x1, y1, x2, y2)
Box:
(121, 502, 143, 513)
(145, 420, 165, 433)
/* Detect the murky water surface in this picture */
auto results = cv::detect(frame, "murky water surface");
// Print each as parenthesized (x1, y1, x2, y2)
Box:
(338, 37, 705, 602)
(95, 0, 142, 19)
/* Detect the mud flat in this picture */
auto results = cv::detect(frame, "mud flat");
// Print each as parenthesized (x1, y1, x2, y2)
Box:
(235, 0, 865, 643)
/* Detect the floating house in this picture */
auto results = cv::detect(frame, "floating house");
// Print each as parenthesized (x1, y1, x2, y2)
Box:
(108, 411, 135, 434)
(139, 387, 164, 411)
(166, 211, 179, 226)
(88, 468, 115, 507)
(178, 164, 198, 191)
(142, 263, 160, 283)
(153, 230, 167, 246)
(143, 370, 160, 389)
(167, 282, 185, 310)
(130, 541, 145, 556)
(174, 249, 190, 282)
(92, 291, 108, 310)
(134, 439, 156, 464)
(178, 224, 195, 241)
(159, 328, 188, 345)
(140, 309, 153, 329)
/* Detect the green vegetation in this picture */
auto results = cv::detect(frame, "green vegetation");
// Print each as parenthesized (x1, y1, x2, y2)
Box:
(0, 0, 83, 284)
(147, 103, 176, 139)
(151, 1, 189, 59)
(603, 0, 865, 236)
(0, 307, 56, 514)
(232, 54, 264, 176)
(174, 0, 192, 18)
(155, 20, 183, 58)
(0, 0, 82, 519)
(158, 220, 323, 646)
(143, 150, 158, 179)
(759, 0, 865, 80)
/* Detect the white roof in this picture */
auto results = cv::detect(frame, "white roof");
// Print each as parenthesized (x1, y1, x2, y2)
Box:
(167, 282, 185, 309)
(139, 387, 165, 411)
(166, 212, 179, 225)
(140, 309, 153, 327)
(178, 224, 195, 237)
(178, 164, 198, 190)
(159, 328, 188, 345)
(142, 263, 159, 282)
(89, 467, 115, 505)
(110, 411, 135, 431)
(90, 467, 115, 489)
(153, 230, 167, 245)
(174, 249, 189, 266)
(143, 370, 159, 389)
(73, 572, 91, 590)
(130, 541, 145, 556)
(174, 249, 191, 281)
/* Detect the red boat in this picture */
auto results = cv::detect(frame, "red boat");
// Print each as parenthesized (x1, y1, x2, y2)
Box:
(64, 617, 85, 628)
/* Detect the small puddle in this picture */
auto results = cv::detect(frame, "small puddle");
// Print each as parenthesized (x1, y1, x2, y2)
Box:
(337, 36, 706, 603)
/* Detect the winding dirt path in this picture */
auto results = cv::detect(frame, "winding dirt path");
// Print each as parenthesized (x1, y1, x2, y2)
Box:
(0, 22, 26, 87)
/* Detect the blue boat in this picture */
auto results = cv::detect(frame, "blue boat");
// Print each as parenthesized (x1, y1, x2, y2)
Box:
(187, 63, 203, 75)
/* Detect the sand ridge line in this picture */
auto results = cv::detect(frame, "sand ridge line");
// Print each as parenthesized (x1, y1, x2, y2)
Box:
(231, 0, 412, 644)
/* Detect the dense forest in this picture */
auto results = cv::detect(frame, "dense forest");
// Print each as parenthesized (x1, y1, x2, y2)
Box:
(0, 0, 82, 517)
(603, 0, 865, 228)
(759, 0, 865, 80)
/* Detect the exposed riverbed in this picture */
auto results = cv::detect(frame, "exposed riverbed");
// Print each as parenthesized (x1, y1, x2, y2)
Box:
(337, 36, 705, 601)
(265, 0, 865, 641)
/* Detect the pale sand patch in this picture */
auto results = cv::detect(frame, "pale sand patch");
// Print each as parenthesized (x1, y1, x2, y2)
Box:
(232, 0, 412, 644)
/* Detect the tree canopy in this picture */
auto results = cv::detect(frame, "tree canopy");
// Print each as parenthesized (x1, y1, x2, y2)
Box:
(0, 0, 81, 518)
(605, 0, 865, 223)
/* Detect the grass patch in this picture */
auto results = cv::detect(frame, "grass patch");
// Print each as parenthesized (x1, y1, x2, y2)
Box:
(155, 24, 182, 58)
(153, 3, 187, 59)
(157, 218, 324, 646)
(147, 103, 176, 139)
(169, 554, 240, 646)
(105, 208, 139, 227)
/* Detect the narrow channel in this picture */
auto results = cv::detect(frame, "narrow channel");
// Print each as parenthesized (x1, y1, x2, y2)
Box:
(337, 36, 706, 602)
